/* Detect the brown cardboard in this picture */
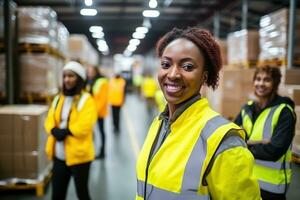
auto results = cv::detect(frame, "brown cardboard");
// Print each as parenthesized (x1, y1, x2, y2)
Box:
(0, 105, 49, 180)
(281, 68, 300, 85)
(0, 153, 14, 179)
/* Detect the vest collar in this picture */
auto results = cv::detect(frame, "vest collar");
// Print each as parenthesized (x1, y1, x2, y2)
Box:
(159, 94, 201, 123)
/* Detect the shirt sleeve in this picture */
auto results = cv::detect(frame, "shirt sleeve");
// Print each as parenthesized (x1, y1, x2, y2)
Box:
(206, 146, 261, 200)
(248, 107, 295, 161)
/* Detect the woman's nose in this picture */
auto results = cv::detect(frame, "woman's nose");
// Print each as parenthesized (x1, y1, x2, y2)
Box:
(167, 66, 180, 79)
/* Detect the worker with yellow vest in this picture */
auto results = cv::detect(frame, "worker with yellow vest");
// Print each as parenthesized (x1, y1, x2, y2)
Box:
(136, 27, 261, 200)
(86, 65, 109, 159)
(44, 61, 97, 200)
(154, 89, 166, 113)
(141, 72, 158, 115)
(108, 74, 126, 133)
(235, 66, 296, 200)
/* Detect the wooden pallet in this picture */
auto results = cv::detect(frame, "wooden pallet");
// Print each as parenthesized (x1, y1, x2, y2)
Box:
(19, 91, 56, 105)
(0, 171, 52, 197)
(228, 60, 257, 69)
(18, 43, 52, 54)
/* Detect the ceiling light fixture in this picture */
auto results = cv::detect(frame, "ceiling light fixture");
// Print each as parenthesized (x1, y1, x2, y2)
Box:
(85, 0, 93, 6)
(132, 32, 145, 39)
(89, 26, 103, 33)
(80, 8, 97, 16)
(136, 27, 148, 34)
(127, 44, 137, 52)
(143, 10, 160, 18)
(149, 0, 158, 9)
(92, 32, 104, 38)
(129, 39, 140, 46)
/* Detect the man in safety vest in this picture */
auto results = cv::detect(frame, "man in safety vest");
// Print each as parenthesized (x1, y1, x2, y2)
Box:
(108, 74, 126, 133)
(141, 72, 158, 117)
(86, 65, 109, 159)
(235, 66, 296, 200)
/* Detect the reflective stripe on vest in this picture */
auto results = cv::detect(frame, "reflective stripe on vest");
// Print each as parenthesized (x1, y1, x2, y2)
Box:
(241, 103, 294, 194)
(138, 116, 245, 200)
(259, 180, 287, 194)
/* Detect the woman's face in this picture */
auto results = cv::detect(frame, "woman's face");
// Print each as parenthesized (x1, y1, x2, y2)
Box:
(158, 38, 207, 108)
(63, 70, 78, 90)
(253, 72, 274, 99)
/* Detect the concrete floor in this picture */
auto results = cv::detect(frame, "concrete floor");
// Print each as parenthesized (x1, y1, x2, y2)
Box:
(0, 93, 300, 200)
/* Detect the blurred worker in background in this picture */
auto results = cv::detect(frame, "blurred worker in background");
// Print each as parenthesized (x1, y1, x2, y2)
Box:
(235, 66, 296, 200)
(136, 27, 261, 200)
(154, 89, 166, 113)
(44, 61, 97, 200)
(108, 73, 126, 133)
(141, 72, 158, 116)
(86, 65, 109, 159)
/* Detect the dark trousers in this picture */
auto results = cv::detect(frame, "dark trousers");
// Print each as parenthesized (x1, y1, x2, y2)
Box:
(112, 106, 121, 132)
(52, 158, 91, 200)
(261, 189, 286, 200)
(97, 118, 105, 155)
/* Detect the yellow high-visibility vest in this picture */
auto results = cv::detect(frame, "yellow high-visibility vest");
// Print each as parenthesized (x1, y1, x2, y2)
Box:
(136, 98, 260, 200)
(241, 101, 294, 194)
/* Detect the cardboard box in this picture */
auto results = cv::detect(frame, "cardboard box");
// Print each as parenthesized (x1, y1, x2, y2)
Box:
(0, 105, 50, 180)
(281, 68, 300, 85)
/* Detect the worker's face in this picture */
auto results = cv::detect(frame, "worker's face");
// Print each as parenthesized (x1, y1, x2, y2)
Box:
(87, 66, 97, 80)
(63, 70, 78, 90)
(158, 38, 207, 107)
(253, 72, 273, 99)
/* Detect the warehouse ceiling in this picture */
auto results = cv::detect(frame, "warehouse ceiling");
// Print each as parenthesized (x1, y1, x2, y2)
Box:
(14, 0, 294, 56)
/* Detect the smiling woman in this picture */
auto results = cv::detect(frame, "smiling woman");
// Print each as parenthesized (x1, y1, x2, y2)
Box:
(235, 66, 296, 200)
(135, 27, 261, 200)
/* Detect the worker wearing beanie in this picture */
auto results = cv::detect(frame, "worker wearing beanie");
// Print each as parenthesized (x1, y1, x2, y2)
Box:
(136, 27, 261, 200)
(44, 61, 97, 200)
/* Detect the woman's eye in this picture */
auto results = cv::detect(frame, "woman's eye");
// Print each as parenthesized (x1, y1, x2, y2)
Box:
(161, 61, 170, 69)
(182, 64, 193, 71)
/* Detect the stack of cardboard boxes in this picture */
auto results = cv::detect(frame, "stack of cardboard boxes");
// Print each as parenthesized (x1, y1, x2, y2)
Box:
(0, 105, 50, 183)
(258, 8, 300, 66)
(68, 34, 99, 66)
(227, 29, 259, 68)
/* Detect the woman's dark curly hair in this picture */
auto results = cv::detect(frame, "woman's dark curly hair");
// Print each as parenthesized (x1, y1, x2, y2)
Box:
(156, 27, 222, 90)
(253, 66, 282, 91)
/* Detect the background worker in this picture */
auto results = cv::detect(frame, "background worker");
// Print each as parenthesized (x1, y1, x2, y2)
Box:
(136, 27, 261, 200)
(86, 65, 109, 159)
(141, 72, 158, 116)
(44, 61, 97, 200)
(235, 66, 296, 200)
(108, 73, 126, 133)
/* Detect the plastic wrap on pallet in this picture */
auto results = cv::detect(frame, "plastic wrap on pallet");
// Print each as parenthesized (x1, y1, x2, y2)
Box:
(227, 29, 259, 67)
(18, 7, 58, 49)
(68, 34, 99, 65)
(20, 53, 60, 95)
(57, 22, 69, 57)
(0, 54, 5, 93)
(259, 8, 300, 62)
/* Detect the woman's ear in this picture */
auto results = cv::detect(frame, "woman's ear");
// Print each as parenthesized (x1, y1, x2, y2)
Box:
(202, 71, 208, 85)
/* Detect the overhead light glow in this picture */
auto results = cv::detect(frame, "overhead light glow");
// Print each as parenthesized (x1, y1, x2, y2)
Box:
(89, 26, 103, 33)
(123, 50, 132, 57)
(143, 10, 160, 18)
(97, 39, 107, 46)
(92, 32, 104, 38)
(127, 44, 137, 52)
(136, 27, 148, 34)
(129, 39, 140, 46)
(85, 0, 93, 6)
(132, 32, 145, 39)
(98, 45, 109, 52)
(80, 8, 97, 16)
(149, 0, 158, 9)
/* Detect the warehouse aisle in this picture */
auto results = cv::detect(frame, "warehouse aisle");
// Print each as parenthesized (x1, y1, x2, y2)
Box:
(1, 93, 300, 200)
